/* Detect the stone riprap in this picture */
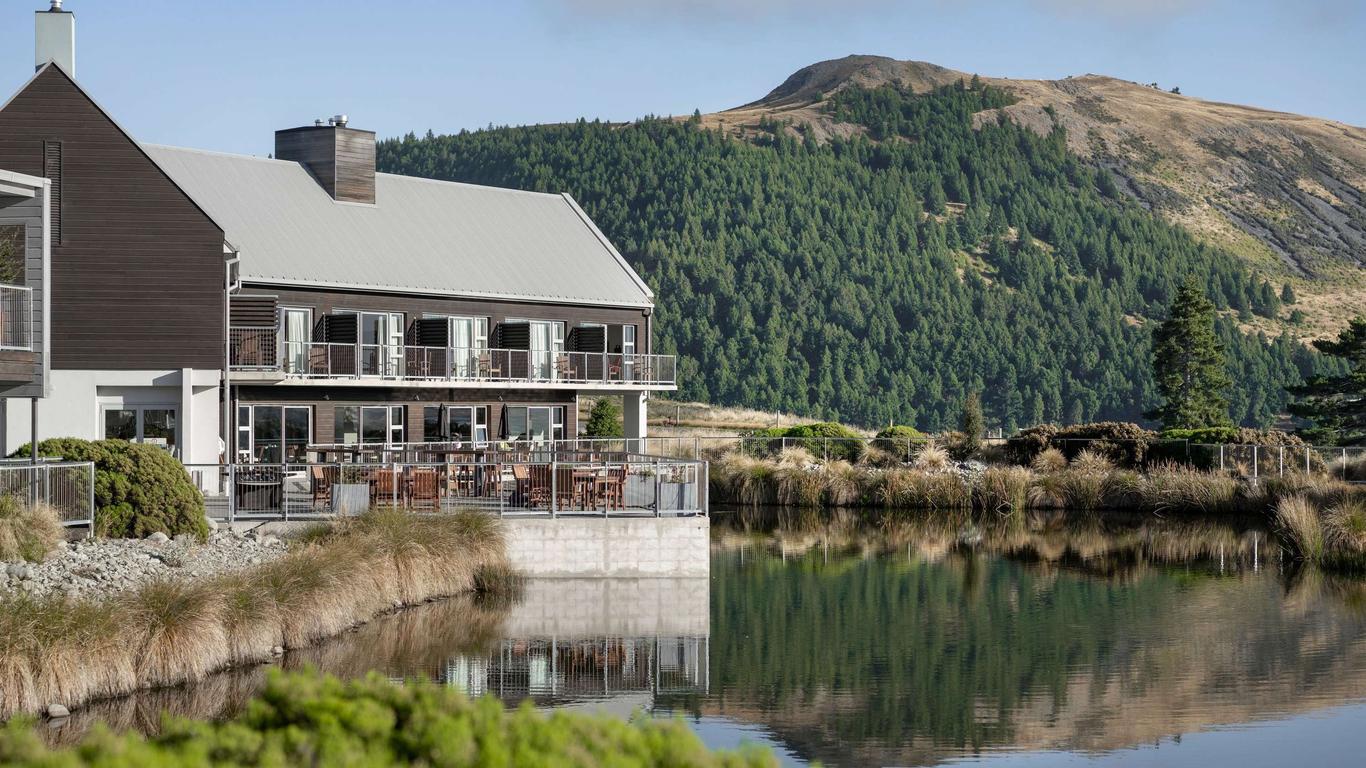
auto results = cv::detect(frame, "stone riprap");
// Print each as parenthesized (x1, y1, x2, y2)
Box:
(0, 530, 288, 601)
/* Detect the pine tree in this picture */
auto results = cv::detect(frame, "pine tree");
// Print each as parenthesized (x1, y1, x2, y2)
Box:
(1281, 282, 1297, 305)
(584, 398, 624, 438)
(960, 392, 984, 456)
(1145, 277, 1233, 430)
(1287, 316, 1366, 445)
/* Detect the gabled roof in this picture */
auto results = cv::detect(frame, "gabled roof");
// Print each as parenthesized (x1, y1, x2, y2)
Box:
(145, 144, 655, 308)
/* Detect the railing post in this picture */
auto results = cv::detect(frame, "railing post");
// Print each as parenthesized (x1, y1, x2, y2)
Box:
(87, 463, 95, 538)
(1306, 447, 1312, 475)
(550, 457, 558, 518)
(654, 458, 662, 517)
(392, 462, 398, 507)
(1279, 446, 1284, 478)
(1219, 445, 1225, 472)
(1253, 445, 1258, 481)
(228, 463, 236, 524)
(1344, 448, 1350, 481)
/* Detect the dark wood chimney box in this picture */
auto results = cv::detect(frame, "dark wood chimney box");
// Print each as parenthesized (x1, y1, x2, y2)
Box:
(274, 125, 376, 204)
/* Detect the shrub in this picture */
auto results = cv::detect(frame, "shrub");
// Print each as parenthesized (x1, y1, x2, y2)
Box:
(752, 422, 865, 463)
(873, 425, 926, 460)
(584, 397, 624, 438)
(0, 670, 776, 767)
(1008, 422, 1157, 468)
(11, 438, 207, 540)
(0, 497, 62, 563)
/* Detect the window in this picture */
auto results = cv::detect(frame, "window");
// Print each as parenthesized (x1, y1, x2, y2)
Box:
(422, 405, 488, 444)
(503, 406, 564, 443)
(508, 319, 565, 381)
(622, 324, 637, 380)
(237, 405, 311, 463)
(334, 405, 404, 446)
(280, 307, 312, 375)
(103, 406, 177, 455)
(357, 312, 404, 376)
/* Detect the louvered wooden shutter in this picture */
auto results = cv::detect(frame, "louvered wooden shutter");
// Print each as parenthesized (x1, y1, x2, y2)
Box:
(43, 141, 61, 244)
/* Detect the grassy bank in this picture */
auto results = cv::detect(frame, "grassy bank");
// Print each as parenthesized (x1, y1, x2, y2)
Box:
(711, 449, 1366, 569)
(0, 669, 775, 767)
(0, 508, 511, 719)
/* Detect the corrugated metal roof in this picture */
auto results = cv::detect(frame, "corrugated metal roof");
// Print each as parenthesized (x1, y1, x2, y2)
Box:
(144, 144, 654, 307)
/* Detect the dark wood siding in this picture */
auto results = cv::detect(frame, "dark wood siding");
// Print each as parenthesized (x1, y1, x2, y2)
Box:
(274, 126, 375, 204)
(0, 66, 225, 370)
(239, 285, 651, 354)
(229, 294, 276, 326)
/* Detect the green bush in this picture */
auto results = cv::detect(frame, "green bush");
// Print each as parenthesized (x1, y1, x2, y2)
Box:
(1007, 422, 1158, 468)
(0, 670, 776, 767)
(753, 422, 865, 462)
(873, 425, 926, 460)
(10, 438, 207, 540)
(584, 398, 624, 438)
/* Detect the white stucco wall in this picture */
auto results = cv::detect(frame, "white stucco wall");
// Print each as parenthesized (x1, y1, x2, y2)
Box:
(502, 517, 710, 578)
(0, 368, 221, 464)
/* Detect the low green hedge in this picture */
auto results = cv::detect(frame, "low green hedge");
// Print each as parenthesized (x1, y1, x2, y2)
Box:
(10, 438, 207, 540)
(874, 425, 926, 459)
(753, 422, 865, 462)
(0, 670, 777, 767)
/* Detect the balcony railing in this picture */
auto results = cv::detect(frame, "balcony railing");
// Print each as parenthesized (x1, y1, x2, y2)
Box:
(0, 284, 33, 351)
(230, 329, 676, 386)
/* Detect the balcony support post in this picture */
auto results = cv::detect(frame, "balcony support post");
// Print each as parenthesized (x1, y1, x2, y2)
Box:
(623, 391, 647, 454)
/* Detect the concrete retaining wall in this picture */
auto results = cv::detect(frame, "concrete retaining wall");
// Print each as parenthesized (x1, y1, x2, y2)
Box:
(502, 517, 709, 578)
(504, 578, 709, 638)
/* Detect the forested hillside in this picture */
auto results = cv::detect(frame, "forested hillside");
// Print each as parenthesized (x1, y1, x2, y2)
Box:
(378, 81, 1334, 431)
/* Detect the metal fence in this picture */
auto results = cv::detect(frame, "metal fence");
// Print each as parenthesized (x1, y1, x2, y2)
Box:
(0, 283, 33, 351)
(184, 455, 708, 523)
(0, 461, 96, 531)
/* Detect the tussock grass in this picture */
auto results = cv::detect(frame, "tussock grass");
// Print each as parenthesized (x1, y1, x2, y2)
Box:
(1275, 495, 1326, 564)
(978, 467, 1033, 516)
(914, 443, 950, 471)
(0, 509, 510, 719)
(1030, 447, 1068, 473)
(0, 497, 63, 563)
(1130, 464, 1241, 515)
(1325, 497, 1366, 551)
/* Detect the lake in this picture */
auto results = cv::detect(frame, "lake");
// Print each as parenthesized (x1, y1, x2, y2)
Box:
(58, 511, 1366, 767)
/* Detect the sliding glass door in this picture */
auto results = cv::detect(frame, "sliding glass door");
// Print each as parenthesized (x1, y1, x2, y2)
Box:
(504, 406, 565, 443)
(516, 320, 564, 381)
(359, 312, 403, 377)
(236, 405, 311, 463)
(447, 316, 488, 377)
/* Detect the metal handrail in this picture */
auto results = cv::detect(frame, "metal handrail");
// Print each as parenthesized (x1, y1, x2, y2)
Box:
(0, 283, 33, 351)
(228, 330, 678, 386)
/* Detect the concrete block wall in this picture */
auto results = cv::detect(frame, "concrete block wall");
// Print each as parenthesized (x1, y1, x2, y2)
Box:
(502, 517, 709, 578)
(503, 577, 709, 638)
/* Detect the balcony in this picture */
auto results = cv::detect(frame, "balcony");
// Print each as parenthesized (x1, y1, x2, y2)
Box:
(229, 327, 677, 388)
(0, 284, 32, 351)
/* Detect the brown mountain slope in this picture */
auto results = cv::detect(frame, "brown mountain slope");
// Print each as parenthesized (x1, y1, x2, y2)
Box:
(703, 55, 1366, 335)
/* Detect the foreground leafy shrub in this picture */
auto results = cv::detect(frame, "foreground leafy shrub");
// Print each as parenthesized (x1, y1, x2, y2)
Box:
(752, 422, 865, 462)
(11, 438, 206, 540)
(873, 425, 926, 460)
(0, 670, 776, 767)
(0, 496, 62, 562)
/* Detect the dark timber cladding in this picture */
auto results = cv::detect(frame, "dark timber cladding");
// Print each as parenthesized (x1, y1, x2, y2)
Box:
(248, 285, 652, 353)
(0, 65, 225, 370)
(274, 125, 376, 204)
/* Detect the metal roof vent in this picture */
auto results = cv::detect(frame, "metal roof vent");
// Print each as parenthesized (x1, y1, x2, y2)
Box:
(329, 114, 349, 128)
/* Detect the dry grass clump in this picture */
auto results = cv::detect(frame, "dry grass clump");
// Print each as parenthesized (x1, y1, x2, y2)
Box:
(0, 496, 64, 563)
(775, 446, 816, 467)
(1131, 464, 1242, 515)
(1325, 497, 1366, 552)
(711, 452, 776, 507)
(0, 508, 510, 719)
(775, 465, 825, 508)
(913, 443, 951, 471)
(1070, 449, 1114, 475)
(875, 468, 971, 512)
(978, 467, 1033, 516)
(822, 461, 864, 507)
(1030, 447, 1068, 473)
(1328, 452, 1366, 482)
(1275, 495, 1326, 564)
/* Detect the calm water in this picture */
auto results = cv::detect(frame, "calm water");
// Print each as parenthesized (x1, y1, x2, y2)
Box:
(61, 513, 1366, 767)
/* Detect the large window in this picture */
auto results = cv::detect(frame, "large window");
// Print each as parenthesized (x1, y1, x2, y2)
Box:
(433, 315, 489, 377)
(509, 319, 565, 381)
(356, 312, 404, 377)
(280, 307, 312, 375)
(103, 406, 177, 456)
(236, 405, 311, 463)
(503, 406, 565, 443)
(334, 405, 404, 446)
(422, 405, 488, 444)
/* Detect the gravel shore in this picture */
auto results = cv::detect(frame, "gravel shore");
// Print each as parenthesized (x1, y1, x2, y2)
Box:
(0, 529, 289, 601)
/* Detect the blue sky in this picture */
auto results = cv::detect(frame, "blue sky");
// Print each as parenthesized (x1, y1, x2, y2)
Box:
(2, 0, 1362, 156)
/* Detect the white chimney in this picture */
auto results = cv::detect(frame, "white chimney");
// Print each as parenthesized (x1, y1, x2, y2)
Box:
(35, 1, 75, 75)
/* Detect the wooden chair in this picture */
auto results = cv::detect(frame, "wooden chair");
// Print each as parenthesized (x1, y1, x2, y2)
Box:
(602, 465, 626, 510)
(372, 468, 400, 506)
(310, 465, 332, 510)
(527, 464, 552, 509)
(555, 465, 578, 510)
(510, 464, 530, 507)
(478, 352, 502, 379)
(410, 467, 440, 510)
(554, 355, 577, 381)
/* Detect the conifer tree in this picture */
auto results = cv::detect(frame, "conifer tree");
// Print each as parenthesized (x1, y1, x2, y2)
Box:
(961, 392, 985, 456)
(1287, 316, 1366, 445)
(585, 398, 624, 438)
(1146, 277, 1232, 429)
